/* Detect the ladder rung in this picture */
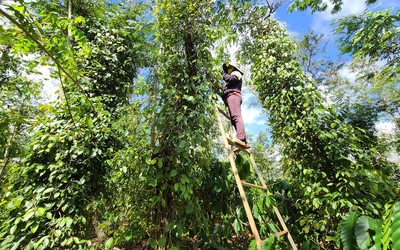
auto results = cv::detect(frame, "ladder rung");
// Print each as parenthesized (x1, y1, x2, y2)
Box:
(213, 102, 298, 250)
(217, 107, 230, 119)
(227, 137, 235, 146)
(241, 181, 268, 191)
(274, 229, 288, 237)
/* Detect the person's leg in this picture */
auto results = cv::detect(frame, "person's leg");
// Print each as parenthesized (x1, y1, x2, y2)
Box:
(226, 94, 247, 143)
(224, 96, 236, 130)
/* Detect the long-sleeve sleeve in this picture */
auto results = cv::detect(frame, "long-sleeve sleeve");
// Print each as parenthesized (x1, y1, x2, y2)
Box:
(223, 71, 242, 82)
(221, 71, 243, 98)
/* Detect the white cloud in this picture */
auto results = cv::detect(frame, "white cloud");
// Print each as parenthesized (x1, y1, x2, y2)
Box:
(288, 30, 302, 40)
(375, 121, 396, 135)
(25, 66, 59, 103)
(241, 91, 266, 126)
(387, 151, 400, 164)
(242, 106, 264, 125)
(22, 54, 59, 103)
(326, 0, 365, 21)
(228, 43, 239, 61)
(0, 1, 17, 28)
(312, 0, 366, 33)
(375, 120, 399, 163)
(311, 0, 399, 34)
(338, 65, 357, 84)
(1, 1, 18, 11)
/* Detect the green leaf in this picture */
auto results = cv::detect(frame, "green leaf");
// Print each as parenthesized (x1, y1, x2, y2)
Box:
(340, 212, 358, 250)
(31, 223, 39, 234)
(46, 212, 53, 220)
(13, 197, 23, 208)
(149, 238, 157, 249)
(391, 202, 400, 250)
(165, 223, 174, 232)
(65, 217, 73, 227)
(170, 169, 177, 177)
(249, 239, 257, 250)
(265, 193, 272, 208)
(10, 224, 17, 235)
(180, 174, 190, 184)
(37, 207, 46, 217)
(86, 118, 94, 128)
(233, 218, 241, 234)
(185, 203, 193, 214)
(262, 235, 275, 250)
(178, 140, 186, 149)
(382, 203, 393, 250)
(73, 16, 86, 24)
(105, 238, 114, 250)
(54, 230, 62, 237)
(373, 220, 383, 250)
(22, 210, 35, 222)
(158, 237, 167, 248)
(0, 235, 14, 248)
(66, 237, 73, 246)
(355, 216, 376, 248)
(158, 159, 163, 168)
(42, 187, 54, 194)
(10, 241, 21, 250)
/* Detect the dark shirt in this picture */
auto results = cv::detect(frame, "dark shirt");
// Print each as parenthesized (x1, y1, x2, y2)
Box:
(222, 71, 242, 98)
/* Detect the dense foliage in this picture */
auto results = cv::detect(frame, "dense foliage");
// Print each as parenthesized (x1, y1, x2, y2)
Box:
(0, 1, 149, 248)
(246, 16, 398, 247)
(0, 0, 398, 249)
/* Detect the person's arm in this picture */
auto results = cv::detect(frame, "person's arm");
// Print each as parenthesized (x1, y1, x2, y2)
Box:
(223, 71, 242, 82)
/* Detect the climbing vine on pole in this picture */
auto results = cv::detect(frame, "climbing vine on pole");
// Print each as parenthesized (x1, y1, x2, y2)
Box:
(242, 16, 398, 247)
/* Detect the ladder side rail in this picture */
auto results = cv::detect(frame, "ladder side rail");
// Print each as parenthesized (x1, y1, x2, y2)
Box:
(272, 206, 298, 250)
(214, 103, 262, 250)
(215, 101, 298, 250)
(249, 142, 298, 250)
(217, 106, 230, 120)
(248, 153, 269, 192)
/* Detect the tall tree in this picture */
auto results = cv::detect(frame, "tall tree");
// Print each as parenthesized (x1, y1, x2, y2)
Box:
(0, 37, 41, 180)
(289, 0, 378, 14)
(334, 9, 400, 129)
(0, 1, 148, 248)
(240, 11, 398, 247)
(289, 0, 400, 129)
(2, 0, 398, 249)
(145, 0, 220, 247)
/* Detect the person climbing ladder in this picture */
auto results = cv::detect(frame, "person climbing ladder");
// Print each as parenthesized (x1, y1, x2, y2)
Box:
(221, 62, 250, 151)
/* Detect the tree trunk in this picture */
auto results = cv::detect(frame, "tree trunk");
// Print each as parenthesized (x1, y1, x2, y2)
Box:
(0, 125, 17, 179)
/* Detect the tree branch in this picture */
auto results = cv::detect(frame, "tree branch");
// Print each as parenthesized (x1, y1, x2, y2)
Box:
(0, 7, 95, 112)
(0, 124, 17, 179)
(57, 64, 76, 125)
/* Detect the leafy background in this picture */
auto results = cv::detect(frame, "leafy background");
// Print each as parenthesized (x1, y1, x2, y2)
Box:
(0, 0, 399, 249)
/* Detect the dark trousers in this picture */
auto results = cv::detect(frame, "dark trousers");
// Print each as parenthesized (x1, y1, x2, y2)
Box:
(224, 92, 247, 143)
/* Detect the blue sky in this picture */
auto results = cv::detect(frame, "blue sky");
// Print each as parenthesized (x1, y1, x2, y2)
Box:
(240, 0, 399, 139)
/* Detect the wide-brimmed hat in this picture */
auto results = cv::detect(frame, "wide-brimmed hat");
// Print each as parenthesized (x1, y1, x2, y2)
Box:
(223, 62, 244, 75)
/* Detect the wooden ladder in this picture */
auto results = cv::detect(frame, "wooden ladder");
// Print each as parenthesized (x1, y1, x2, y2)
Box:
(214, 102, 298, 250)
